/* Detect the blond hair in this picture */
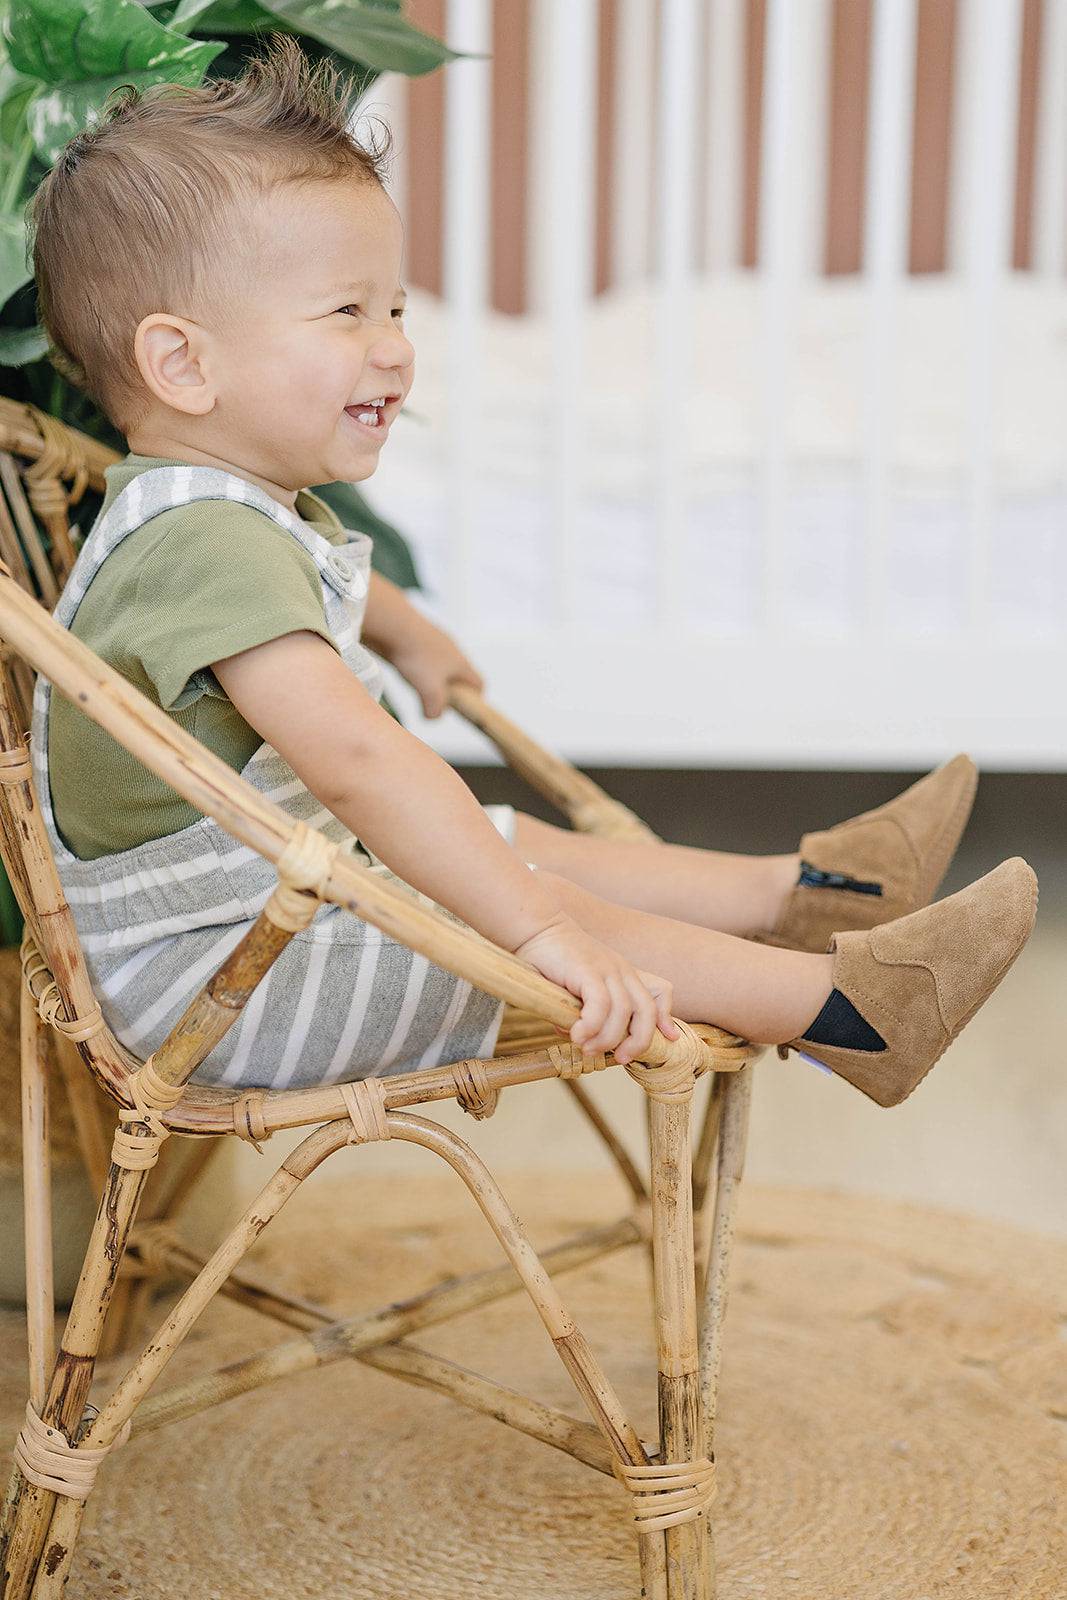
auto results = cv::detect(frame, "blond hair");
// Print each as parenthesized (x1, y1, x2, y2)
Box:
(31, 36, 391, 430)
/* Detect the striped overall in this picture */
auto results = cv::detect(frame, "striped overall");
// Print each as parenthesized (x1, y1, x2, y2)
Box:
(30, 465, 511, 1090)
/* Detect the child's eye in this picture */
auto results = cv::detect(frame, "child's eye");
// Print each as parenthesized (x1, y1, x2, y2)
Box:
(337, 305, 361, 318)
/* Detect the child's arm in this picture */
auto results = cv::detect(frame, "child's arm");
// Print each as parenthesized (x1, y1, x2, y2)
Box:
(361, 570, 482, 717)
(212, 630, 676, 1064)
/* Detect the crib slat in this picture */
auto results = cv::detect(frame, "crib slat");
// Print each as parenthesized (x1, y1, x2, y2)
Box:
(364, 70, 410, 223)
(704, 0, 744, 274)
(611, 0, 656, 289)
(862, 0, 919, 628)
(443, 0, 492, 634)
(758, 0, 796, 629)
(531, 0, 597, 630)
(758, 0, 834, 631)
(1035, 0, 1067, 277)
(655, 0, 700, 629)
(957, 0, 1024, 629)
(793, 0, 832, 277)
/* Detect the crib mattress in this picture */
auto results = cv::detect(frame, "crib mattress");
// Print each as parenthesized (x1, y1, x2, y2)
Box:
(371, 275, 1067, 640)
(367, 276, 1067, 767)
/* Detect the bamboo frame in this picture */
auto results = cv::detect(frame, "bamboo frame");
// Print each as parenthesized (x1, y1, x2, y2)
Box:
(0, 422, 763, 1598)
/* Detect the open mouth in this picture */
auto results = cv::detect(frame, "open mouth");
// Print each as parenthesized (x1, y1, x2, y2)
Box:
(343, 394, 401, 435)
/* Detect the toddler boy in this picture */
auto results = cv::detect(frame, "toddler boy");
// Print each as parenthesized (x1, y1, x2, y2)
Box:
(29, 39, 1036, 1106)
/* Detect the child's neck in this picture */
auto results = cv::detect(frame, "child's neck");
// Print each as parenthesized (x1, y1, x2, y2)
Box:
(126, 431, 302, 511)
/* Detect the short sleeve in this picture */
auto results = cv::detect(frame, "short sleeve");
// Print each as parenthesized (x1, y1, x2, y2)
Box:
(132, 506, 339, 711)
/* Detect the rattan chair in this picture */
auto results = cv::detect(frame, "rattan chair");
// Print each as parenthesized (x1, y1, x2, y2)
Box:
(0, 403, 761, 1600)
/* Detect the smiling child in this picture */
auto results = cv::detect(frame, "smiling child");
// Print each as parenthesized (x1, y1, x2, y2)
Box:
(28, 38, 1036, 1107)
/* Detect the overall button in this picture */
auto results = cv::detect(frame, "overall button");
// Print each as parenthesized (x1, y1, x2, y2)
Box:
(326, 552, 353, 583)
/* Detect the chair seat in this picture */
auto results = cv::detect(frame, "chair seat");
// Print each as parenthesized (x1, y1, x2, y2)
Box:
(101, 1006, 751, 1140)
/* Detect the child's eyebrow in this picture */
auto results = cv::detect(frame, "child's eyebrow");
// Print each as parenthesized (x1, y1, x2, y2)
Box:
(324, 280, 408, 302)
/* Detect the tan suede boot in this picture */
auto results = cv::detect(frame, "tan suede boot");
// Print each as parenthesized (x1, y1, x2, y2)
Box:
(778, 856, 1038, 1108)
(763, 753, 978, 953)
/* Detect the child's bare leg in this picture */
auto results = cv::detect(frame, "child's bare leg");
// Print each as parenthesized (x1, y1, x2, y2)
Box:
(513, 812, 797, 938)
(535, 867, 832, 1044)
(514, 755, 979, 951)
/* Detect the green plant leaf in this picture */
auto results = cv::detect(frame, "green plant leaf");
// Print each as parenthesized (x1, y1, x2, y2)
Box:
(0, 209, 29, 308)
(3, 0, 226, 161)
(168, 0, 223, 29)
(0, 320, 46, 362)
(27, 68, 203, 162)
(4, 0, 224, 85)
(257, 0, 457, 75)
(0, 59, 40, 152)
(174, 0, 275, 32)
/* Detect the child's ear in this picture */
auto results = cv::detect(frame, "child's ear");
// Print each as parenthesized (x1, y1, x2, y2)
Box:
(134, 314, 215, 416)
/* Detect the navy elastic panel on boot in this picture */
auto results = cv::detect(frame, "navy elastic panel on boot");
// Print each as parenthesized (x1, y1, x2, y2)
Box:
(798, 860, 883, 897)
(802, 988, 887, 1052)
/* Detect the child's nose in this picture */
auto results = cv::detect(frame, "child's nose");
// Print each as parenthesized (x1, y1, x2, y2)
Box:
(371, 325, 415, 372)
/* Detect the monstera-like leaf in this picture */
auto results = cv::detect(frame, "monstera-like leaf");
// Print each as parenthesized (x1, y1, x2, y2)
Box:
(256, 0, 456, 76)
(4, 0, 226, 164)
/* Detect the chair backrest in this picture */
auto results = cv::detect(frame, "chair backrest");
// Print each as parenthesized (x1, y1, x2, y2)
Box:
(0, 398, 119, 726)
(0, 404, 136, 1097)
(0, 635, 139, 1097)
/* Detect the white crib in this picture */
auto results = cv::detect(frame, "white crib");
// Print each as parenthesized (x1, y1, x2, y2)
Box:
(360, 0, 1067, 771)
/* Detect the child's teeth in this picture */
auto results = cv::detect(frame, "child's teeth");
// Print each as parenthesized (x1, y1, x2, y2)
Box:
(356, 410, 377, 424)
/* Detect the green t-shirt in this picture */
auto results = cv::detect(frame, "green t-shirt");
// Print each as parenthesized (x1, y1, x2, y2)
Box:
(49, 454, 348, 860)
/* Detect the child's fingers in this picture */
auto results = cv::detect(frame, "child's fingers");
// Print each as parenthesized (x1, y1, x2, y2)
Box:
(589, 975, 633, 1055)
(575, 974, 630, 1056)
(656, 997, 679, 1038)
(570, 979, 611, 1049)
(615, 977, 658, 1065)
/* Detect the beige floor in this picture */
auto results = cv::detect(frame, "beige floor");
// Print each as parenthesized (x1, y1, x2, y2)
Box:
(179, 768, 1067, 1248)
(5, 1175, 1064, 1598)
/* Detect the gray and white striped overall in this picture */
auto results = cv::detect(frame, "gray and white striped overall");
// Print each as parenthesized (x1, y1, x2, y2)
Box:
(30, 465, 510, 1090)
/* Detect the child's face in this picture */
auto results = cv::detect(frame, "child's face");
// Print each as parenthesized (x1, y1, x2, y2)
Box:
(208, 175, 415, 493)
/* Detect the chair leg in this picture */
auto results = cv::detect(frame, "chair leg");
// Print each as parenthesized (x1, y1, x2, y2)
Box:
(697, 1066, 754, 1459)
(51, 1034, 110, 1196)
(1, 1138, 159, 1597)
(381, 1109, 673, 1599)
(103, 1137, 223, 1358)
(647, 1091, 714, 1600)
(4, 1122, 349, 1599)
(19, 985, 54, 1413)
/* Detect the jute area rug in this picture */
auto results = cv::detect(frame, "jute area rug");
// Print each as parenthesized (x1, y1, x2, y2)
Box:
(2, 1173, 1064, 1599)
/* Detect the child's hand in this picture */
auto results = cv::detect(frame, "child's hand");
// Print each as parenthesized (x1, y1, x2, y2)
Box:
(513, 914, 679, 1066)
(390, 625, 484, 719)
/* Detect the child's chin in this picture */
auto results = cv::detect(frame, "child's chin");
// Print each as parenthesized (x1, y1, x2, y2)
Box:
(343, 456, 378, 481)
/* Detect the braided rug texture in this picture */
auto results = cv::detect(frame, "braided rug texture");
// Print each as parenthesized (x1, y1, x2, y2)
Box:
(1, 1175, 1064, 1598)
